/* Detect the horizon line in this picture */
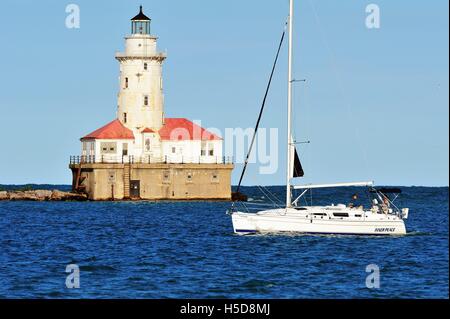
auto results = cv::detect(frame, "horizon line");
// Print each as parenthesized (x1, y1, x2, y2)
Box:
(1, 183, 449, 188)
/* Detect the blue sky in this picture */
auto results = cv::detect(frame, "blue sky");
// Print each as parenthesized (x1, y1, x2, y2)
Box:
(0, 0, 448, 186)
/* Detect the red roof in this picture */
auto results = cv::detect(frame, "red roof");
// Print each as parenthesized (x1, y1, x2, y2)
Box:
(81, 119, 134, 140)
(142, 127, 156, 133)
(159, 118, 222, 141)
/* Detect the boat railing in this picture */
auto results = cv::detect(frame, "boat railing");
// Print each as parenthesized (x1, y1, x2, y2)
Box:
(232, 201, 282, 213)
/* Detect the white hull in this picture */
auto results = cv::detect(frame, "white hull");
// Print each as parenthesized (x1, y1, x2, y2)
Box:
(231, 206, 407, 236)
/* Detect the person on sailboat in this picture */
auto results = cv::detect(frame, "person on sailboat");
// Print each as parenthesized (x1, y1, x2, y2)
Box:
(348, 193, 363, 209)
(381, 195, 391, 214)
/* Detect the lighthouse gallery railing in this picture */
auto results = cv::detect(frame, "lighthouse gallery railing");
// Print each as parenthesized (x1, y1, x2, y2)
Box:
(70, 155, 234, 165)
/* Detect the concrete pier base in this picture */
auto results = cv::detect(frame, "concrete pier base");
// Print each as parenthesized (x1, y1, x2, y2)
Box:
(70, 163, 234, 201)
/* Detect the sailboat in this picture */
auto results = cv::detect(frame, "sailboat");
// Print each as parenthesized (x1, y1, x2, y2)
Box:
(229, 0, 409, 236)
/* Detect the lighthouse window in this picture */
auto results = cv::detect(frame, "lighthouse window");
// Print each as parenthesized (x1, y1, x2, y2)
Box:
(100, 142, 117, 154)
(144, 95, 149, 106)
(145, 138, 151, 152)
(123, 113, 127, 124)
(201, 142, 207, 156)
(163, 171, 170, 183)
(125, 77, 129, 89)
(144, 63, 148, 71)
(333, 212, 349, 218)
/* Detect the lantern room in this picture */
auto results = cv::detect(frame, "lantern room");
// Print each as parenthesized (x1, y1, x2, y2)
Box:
(131, 6, 151, 35)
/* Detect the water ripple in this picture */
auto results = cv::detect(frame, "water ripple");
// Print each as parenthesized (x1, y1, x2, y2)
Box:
(0, 186, 448, 298)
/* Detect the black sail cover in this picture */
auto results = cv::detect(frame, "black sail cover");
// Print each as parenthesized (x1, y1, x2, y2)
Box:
(293, 147, 304, 178)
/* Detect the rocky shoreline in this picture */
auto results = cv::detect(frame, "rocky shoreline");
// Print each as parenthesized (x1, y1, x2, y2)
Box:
(0, 190, 88, 201)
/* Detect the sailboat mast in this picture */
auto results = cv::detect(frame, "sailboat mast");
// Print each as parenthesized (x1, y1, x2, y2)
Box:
(286, 0, 294, 207)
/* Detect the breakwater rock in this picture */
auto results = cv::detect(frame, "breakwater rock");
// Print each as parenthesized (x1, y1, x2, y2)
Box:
(0, 190, 88, 201)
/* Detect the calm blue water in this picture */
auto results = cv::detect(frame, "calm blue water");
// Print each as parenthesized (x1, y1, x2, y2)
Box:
(0, 186, 448, 299)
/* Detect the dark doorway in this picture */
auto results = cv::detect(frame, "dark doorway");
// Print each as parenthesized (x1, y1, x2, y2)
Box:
(122, 143, 128, 156)
(130, 180, 140, 199)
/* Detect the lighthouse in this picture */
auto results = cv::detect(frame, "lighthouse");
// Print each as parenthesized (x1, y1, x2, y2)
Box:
(116, 6, 165, 132)
(69, 7, 234, 201)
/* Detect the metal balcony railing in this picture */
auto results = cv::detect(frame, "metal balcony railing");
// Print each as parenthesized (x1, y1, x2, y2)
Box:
(115, 51, 167, 59)
(70, 155, 234, 165)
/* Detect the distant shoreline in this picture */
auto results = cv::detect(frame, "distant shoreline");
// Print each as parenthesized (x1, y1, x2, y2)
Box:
(0, 189, 87, 202)
(0, 189, 234, 202)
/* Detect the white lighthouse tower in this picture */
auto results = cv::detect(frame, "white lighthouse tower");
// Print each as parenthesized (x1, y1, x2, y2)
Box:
(116, 6, 166, 132)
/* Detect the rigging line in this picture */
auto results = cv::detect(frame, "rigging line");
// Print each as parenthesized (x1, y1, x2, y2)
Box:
(234, 20, 288, 197)
(269, 186, 284, 204)
(239, 201, 250, 213)
(262, 187, 283, 207)
(251, 169, 284, 206)
(307, 0, 370, 176)
(291, 78, 307, 144)
(262, 186, 284, 205)
(303, 81, 313, 185)
(252, 174, 284, 205)
(257, 185, 282, 207)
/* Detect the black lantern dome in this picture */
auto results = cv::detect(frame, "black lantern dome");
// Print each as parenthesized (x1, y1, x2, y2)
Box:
(131, 6, 151, 35)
